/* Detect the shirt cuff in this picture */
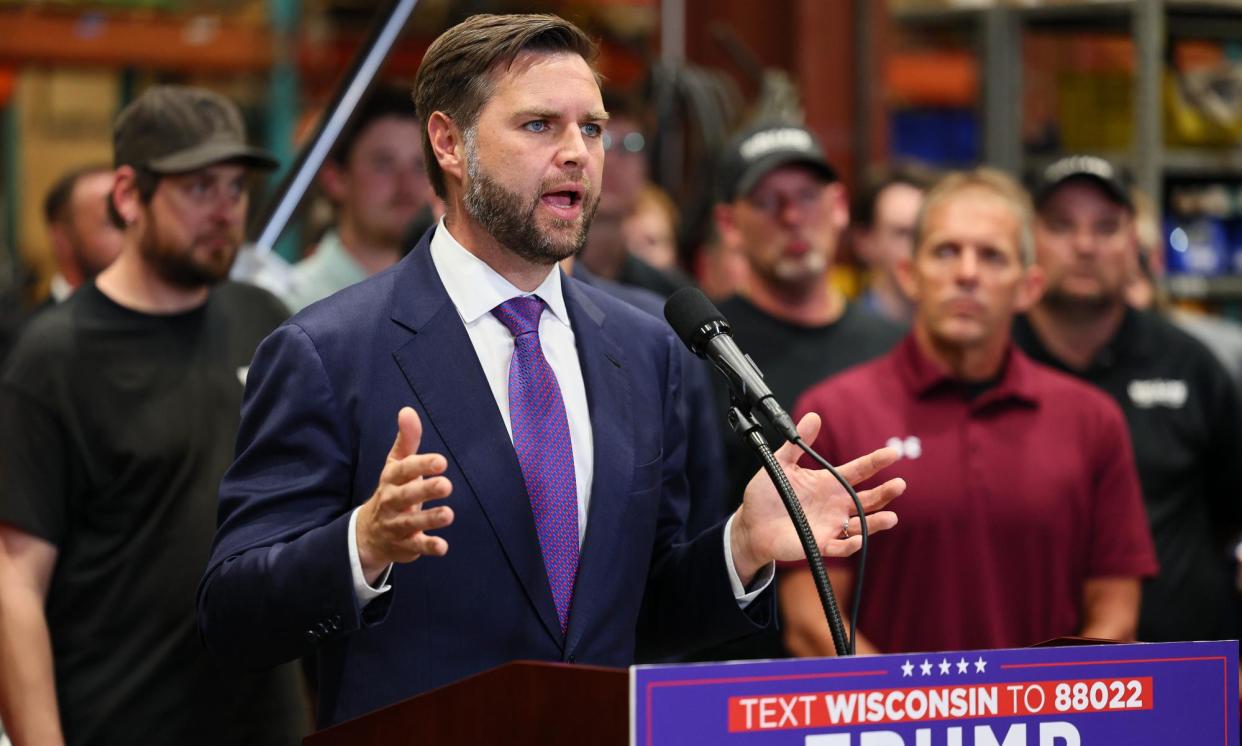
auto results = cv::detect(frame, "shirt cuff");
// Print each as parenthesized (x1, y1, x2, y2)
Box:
(349, 507, 393, 603)
(724, 513, 775, 608)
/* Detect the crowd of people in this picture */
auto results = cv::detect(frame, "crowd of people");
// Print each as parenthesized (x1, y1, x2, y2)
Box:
(0, 11, 1239, 744)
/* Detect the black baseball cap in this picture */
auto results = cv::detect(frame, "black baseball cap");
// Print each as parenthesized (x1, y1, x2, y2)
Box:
(717, 123, 837, 203)
(113, 86, 278, 174)
(1032, 155, 1132, 211)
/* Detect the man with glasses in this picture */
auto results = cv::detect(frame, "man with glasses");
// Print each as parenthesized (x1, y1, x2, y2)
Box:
(577, 89, 693, 297)
(0, 86, 306, 744)
(691, 122, 903, 660)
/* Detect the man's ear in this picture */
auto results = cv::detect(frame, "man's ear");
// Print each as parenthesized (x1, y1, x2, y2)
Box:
(895, 254, 919, 302)
(427, 111, 466, 189)
(319, 160, 348, 204)
(1014, 263, 1046, 313)
(827, 182, 850, 233)
(713, 202, 739, 247)
(47, 222, 84, 285)
(111, 166, 141, 228)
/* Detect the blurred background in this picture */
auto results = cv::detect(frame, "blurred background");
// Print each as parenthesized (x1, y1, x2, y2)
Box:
(2, 0, 1242, 317)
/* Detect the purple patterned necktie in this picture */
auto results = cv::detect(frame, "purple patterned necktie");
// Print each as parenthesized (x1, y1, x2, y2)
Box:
(492, 295, 579, 634)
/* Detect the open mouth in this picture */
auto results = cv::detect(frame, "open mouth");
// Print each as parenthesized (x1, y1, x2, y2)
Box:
(541, 185, 585, 215)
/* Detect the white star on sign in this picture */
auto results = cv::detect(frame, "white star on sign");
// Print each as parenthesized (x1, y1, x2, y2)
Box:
(901, 660, 914, 677)
(957, 657, 969, 674)
(974, 656, 987, 673)
(920, 659, 933, 676)
(938, 659, 951, 675)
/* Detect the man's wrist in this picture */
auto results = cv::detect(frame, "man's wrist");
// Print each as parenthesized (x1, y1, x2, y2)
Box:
(348, 507, 392, 602)
(353, 507, 386, 585)
(728, 507, 764, 586)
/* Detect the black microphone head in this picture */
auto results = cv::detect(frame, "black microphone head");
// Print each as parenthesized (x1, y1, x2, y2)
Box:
(664, 287, 731, 357)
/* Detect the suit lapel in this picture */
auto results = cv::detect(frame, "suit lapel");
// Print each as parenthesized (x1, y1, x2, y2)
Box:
(388, 236, 563, 646)
(561, 277, 635, 654)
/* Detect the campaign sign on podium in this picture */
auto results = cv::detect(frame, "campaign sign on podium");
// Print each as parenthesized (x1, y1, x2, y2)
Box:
(631, 641, 1237, 745)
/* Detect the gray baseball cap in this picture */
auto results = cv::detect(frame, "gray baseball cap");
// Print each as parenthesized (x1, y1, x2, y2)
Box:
(717, 123, 837, 203)
(113, 86, 278, 174)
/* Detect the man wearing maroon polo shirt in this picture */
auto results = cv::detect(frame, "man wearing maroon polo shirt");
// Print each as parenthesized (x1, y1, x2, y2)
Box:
(781, 168, 1158, 656)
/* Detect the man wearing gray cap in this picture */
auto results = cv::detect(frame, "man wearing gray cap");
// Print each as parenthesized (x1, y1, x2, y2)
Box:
(0, 86, 306, 744)
(1014, 154, 1242, 645)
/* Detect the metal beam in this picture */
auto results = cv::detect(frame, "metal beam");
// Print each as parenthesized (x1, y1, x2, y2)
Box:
(250, 0, 420, 254)
(1133, 0, 1164, 208)
(980, 6, 1023, 174)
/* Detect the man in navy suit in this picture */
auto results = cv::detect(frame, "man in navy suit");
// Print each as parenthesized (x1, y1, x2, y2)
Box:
(197, 13, 903, 727)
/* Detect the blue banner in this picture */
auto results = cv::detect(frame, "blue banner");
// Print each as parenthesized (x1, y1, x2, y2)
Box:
(631, 641, 1238, 745)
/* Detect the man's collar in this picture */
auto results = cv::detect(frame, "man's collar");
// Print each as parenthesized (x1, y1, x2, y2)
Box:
(1014, 306, 1149, 373)
(315, 229, 368, 280)
(428, 218, 569, 327)
(895, 333, 1040, 407)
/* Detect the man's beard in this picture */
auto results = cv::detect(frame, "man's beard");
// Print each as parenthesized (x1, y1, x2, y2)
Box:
(1039, 282, 1118, 321)
(462, 132, 598, 265)
(139, 210, 238, 289)
(771, 252, 829, 285)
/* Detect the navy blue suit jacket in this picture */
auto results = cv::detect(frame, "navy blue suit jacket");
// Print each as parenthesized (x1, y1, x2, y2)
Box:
(198, 229, 768, 726)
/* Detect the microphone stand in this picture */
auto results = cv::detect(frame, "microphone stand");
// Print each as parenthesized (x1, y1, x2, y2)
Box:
(727, 399, 851, 657)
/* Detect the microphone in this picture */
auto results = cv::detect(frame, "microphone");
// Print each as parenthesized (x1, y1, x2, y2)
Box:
(664, 287, 800, 444)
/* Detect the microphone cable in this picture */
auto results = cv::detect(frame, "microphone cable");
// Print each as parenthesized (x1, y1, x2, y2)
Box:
(791, 437, 869, 658)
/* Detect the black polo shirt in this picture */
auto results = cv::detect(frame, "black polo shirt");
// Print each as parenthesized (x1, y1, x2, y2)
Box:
(1014, 308, 1242, 643)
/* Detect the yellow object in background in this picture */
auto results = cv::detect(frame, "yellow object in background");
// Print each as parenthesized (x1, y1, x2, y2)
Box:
(1164, 68, 1242, 148)
(1057, 70, 1133, 151)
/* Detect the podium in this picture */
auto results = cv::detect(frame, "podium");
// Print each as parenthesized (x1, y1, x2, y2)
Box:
(304, 661, 627, 746)
(306, 640, 1238, 745)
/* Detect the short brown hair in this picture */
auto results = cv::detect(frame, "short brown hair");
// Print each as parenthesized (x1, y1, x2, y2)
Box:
(43, 164, 112, 226)
(914, 168, 1035, 267)
(414, 13, 598, 199)
(852, 162, 937, 229)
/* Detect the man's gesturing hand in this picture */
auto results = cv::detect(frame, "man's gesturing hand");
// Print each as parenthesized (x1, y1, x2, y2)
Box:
(356, 407, 454, 583)
(731, 412, 904, 585)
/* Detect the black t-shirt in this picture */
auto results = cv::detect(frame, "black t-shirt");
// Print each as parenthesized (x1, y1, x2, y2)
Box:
(688, 296, 902, 662)
(1014, 309, 1242, 643)
(715, 295, 905, 509)
(0, 282, 307, 745)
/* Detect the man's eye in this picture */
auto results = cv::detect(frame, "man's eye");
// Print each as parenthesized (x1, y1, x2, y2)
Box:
(524, 121, 548, 133)
(981, 248, 1008, 265)
(581, 123, 602, 138)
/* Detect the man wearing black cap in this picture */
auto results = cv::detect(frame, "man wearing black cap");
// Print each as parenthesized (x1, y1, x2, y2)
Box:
(0, 86, 306, 744)
(692, 123, 902, 660)
(1014, 154, 1242, 645)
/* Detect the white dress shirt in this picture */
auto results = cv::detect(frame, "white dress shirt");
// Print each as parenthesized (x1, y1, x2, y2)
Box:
(349, 220, 771, 604)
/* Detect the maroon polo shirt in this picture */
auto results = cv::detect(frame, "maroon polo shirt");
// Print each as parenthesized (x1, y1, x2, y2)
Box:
(793, 334, 1159, 654)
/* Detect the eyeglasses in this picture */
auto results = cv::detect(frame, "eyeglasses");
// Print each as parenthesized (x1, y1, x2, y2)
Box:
(602, 130, 646, 155)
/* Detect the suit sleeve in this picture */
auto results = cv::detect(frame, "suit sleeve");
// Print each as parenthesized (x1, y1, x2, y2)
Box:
(678, 353, 730, 539)
(635, 331, 772, 659)
(197, 323, 384, 670)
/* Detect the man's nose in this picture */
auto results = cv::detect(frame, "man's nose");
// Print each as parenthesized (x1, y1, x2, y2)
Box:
(556, 126, 590, 169)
